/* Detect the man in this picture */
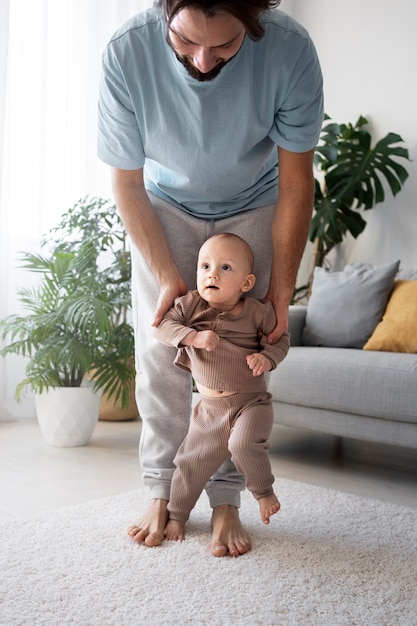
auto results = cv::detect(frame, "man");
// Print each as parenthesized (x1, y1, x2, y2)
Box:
(97, 0, 323, 557)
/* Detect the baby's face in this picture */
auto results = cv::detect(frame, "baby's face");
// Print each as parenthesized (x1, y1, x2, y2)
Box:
(196, 237, 254, 310)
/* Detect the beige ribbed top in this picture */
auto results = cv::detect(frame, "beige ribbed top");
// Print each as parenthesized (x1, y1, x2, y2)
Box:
(154, 290, 290, 393)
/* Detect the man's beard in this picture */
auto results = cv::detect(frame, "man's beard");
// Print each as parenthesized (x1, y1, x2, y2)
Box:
(173, 50, 228, 82)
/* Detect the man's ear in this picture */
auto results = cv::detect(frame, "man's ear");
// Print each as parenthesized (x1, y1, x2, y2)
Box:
(242, 273, 256, 293)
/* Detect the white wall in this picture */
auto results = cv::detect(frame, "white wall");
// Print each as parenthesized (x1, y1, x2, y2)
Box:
(283, 0, 417, 280)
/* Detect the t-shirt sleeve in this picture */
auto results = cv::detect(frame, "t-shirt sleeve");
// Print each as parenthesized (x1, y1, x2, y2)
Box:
(97, 47, 146, 170)
(269, 37, 324, 153)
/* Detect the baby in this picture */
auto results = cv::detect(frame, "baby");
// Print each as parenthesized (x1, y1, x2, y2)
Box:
(154, 233, 290, 542)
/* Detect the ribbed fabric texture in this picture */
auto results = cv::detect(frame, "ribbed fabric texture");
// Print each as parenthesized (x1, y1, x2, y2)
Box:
(155, 290, 290, 393)
(168, 392, 275, 522)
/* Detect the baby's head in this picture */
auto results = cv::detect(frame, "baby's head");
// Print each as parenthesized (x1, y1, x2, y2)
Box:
(196, 233, 256, 309)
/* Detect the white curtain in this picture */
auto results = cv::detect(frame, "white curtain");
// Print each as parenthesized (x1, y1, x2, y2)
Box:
(0, 0, 153, 420)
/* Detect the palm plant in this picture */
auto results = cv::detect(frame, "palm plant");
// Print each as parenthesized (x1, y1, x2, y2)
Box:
(294, 115, 410, 301)
(44, 196, 131, 328)
(0, 197, 135, 407)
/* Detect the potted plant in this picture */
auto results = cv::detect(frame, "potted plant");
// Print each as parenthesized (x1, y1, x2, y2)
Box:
(294, 115, 410, 301)
(0, 197, 136, 446)
(44, 195, 138, 421)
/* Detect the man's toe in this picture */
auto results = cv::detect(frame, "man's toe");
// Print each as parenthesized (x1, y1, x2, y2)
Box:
(211, 541, 228, 557)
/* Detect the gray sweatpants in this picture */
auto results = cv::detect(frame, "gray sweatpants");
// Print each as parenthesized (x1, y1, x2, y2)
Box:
(168, 391, 275, 523)
(130, 191, 275, 507)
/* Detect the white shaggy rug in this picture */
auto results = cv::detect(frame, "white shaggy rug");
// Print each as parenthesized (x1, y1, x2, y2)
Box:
(1, 479, 416, 626)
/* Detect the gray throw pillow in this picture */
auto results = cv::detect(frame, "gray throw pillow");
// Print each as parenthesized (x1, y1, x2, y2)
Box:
(302, 259, 401, 348)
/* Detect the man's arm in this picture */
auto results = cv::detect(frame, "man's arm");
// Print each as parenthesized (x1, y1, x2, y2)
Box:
(111, 167, 187, 326)
(266, 146, 315, 344)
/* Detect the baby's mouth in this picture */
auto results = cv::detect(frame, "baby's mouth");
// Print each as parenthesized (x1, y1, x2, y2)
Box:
(207, 285, 219, 290)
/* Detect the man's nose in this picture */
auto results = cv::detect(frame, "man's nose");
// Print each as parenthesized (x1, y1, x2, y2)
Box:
(192, 47, 216, 73)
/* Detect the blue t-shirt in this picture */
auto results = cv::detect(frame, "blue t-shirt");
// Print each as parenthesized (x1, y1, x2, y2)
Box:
(98, 7, 323, 219)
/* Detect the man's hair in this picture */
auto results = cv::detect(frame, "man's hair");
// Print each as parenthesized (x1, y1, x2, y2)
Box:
(155, 0, 281, 40)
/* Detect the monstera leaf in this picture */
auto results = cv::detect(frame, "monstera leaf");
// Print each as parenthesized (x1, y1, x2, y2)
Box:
(310, 115, 409, 266)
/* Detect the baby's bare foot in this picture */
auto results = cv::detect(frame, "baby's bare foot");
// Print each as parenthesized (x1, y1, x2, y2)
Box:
(259, 494, 281, 525)
(164, 519, 185, 542)
(127, 498, 168, 547)
(210, 505, 251, 557)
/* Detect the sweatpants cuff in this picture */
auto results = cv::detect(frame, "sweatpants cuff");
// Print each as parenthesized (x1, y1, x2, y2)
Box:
(207, 488, 241, 510)
(145, 483, 171, 502)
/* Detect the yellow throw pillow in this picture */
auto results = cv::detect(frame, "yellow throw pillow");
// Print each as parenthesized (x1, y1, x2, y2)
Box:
(363, 280, 417, 352)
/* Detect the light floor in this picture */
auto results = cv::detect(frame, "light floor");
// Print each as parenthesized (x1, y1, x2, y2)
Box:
(1, 417, 416, 522)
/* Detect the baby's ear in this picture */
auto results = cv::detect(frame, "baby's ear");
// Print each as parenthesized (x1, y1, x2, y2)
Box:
(242, 273, 256, 293)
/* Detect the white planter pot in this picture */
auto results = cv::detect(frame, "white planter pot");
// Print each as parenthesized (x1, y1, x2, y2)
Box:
(34, 386, 102, 447)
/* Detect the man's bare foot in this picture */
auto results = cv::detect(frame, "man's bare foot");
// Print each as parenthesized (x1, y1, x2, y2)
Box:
(210, 504, 251, 557)
(127, 498, 168, 547)
(164, 519, 185, 542)
(259, 494, 281, 524)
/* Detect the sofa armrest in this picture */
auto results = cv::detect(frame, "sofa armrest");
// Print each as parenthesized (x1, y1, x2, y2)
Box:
(288, 305, 307, 346)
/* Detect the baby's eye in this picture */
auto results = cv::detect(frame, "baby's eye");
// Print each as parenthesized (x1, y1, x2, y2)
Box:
(201, 263, 209, 269)
(221, 264, 231, 271)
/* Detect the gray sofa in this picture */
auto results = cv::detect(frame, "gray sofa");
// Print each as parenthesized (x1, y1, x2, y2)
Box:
(268, 262, 417, 450)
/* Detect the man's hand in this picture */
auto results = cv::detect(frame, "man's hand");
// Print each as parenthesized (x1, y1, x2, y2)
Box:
(151, 279, 188, 328)
(266, 305, 289, 345)
(246, 353, 272, 376)
(263, 290, 289, 345)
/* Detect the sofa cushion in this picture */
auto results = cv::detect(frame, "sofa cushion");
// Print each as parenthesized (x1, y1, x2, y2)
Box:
(302, 260, 400, 348)
(363, 280, 417, 353)
(270, 346, 417, 423)
(287, 305, 307, 346)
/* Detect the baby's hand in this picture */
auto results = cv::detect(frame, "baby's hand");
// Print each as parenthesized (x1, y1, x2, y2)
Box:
(193, 330, 220, 352)
(246, 353, 272, 376)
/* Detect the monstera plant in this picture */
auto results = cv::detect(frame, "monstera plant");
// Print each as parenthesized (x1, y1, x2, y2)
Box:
(294, 114, 410, 301)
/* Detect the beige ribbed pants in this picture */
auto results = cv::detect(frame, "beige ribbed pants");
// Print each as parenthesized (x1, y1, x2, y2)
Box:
(167, 391, 275, 523)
